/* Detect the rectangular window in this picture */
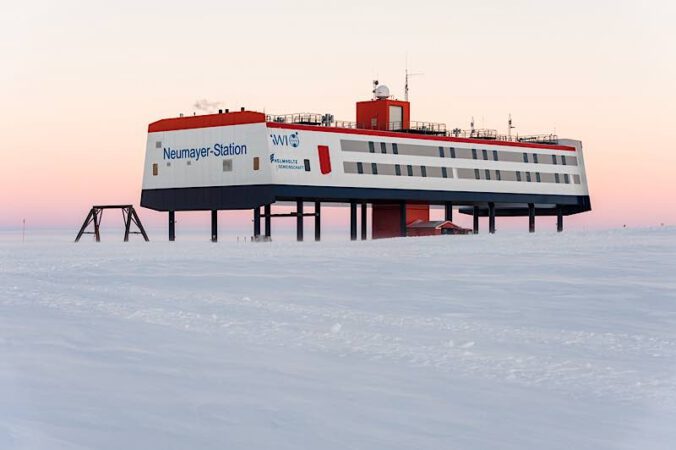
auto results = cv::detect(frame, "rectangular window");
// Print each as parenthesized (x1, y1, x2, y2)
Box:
(380, 142, 387, 154)
(223, 159, 232, 172)
(472, 149, 478, 160)
(441, 167, 448, 178)
(482, 149, 488, 160)
(395, 164, 401, 176)
(438, 147, 445, 158)
(555, 173, 560, 184)
(561, 155, 567, 165)
(523, 153, 529, 163)
(450, 147, 456, 158)
(304, 159, 311, 171)
(485, 169, 491, 180)
(564, 173, 570, 184)
(371, 162, 378, 175)
(536, 172, 541, 183)
(496, 169, 501, 181)
(574, 175, 581, 184)
(152, 163, 158, 176)
(407, 165, 413, 176)
(392, 143, 399, 155)
(552, 155, 558, 165)
(357, 162, 364, 174)
(533, 153, 539, 164)
(421, 166, 427, 177)
(155, 141, 162, 149)
(474, 168, 480, 180)
(493, 150, 499, 161)
(318, 145, 332, 174)
(253, 157, 260, 171)
(516, 171, 522, 182)
(526, 171, 532, 182)
(368, 142, 375, 153)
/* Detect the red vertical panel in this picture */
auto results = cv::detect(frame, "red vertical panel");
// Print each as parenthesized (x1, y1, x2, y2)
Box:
(318, 145, 332, 174)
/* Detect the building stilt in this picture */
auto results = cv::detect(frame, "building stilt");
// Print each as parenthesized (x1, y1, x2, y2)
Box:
(444, 202, 453, 222)
(528, 203, 535, 233)
(350, 201, 357, 241)
(557, 206, 564, 233)
(488, 202, 496, 234)
(211, 210, 218, 242)
(253, 207, 261, 238)
(296, 200, 304, 242)
(169, 211, 175, 241)
(315, 201, 321, 241)
(400, 201, 407, 237)
(473, 206, 479, 234)
(361, 202, 367, 240)
(264, 204, 271, 238)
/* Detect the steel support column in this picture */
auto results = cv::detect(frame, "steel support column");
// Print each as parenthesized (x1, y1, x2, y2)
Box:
(488, 202, 496, 234)
(528, 203, 535, 233)
(253, 207, 261, 238)
(444, 202, 453, 222)
(557, 206, 564, 233)
(264, 204, 271, 238)
(400, 201, 407, 237)
(296, 200, 303, 242)
(211, 210, 218, 242)
(314, 201, 321, 241)
(169, 211, 175, 241)
(350, 201, 357, 241)
(361, 202, 367, 240)
(473, 206, 479, 234)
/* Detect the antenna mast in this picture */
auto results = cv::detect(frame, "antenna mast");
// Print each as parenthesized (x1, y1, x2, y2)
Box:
(508, 113, 515, 139)
(404, 61, 423, 102)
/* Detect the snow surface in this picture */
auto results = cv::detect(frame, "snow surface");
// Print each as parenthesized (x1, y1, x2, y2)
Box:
(1, 228, 676, 449)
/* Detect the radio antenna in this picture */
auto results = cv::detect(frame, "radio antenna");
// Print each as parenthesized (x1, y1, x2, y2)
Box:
(404, 57, 423, 101)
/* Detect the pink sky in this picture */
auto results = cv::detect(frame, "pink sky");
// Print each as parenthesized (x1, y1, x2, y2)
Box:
(2, 0, 675, 234)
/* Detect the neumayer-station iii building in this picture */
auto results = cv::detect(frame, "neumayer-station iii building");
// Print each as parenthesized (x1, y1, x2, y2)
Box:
(141, 85, 591, 241)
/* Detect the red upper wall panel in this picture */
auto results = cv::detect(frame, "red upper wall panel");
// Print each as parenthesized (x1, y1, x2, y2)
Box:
(149, 111, 266, 133)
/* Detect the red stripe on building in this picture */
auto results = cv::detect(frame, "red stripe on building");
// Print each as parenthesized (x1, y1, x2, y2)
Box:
(267, 122, 576, 152)
(148, 111, 266, 133)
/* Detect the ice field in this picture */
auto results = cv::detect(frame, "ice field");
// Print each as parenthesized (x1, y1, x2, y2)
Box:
(1, 227, 676, 449)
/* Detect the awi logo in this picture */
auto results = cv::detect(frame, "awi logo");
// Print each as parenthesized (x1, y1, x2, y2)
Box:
(270, 132, 300, 148)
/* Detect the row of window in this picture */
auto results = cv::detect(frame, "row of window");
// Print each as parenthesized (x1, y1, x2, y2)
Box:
(340, 139, 578, 167)
(343, 161, 582, 185)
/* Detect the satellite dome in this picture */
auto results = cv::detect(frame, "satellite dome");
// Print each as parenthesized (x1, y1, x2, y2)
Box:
(374, 85, 390, 100)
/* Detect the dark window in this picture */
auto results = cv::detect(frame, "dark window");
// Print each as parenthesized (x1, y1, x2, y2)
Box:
(407, 165, 413, 176)
(371, 162, 378, 175)
(392, 143, 399, 155)
(561, 155, 567, 165)
(449, 147, 456, 158)
(493, 150, 499, 161)
(523, 153, 529, 163)
(421, 166, 427, 177)
(395, 164, 401, 176)
(472, 149, 478, 159)
(368, 142, 375, 153)
(438, 146, 444, 157)
(516, 171, 522, 182)
(533, 153, 539, 164)
(357, 162, 363, 174)
(380, 142, 387, 154)
(485, 169, 491, 180)
(482, 149, 488, 160)
(496, 169, 501, 181)
(474, 168, 480, 180)
(555, 173, 560, 183)
(441, 167, 448, 178)
(536, 172, 541, 183)
(552, 155, 558, 165)
(526, 171, 532, 182)
(304, 159, 311, 171)
(253, 157, 260, 171)
(152, 163, 158, 176)
(564, 173, 570, 184)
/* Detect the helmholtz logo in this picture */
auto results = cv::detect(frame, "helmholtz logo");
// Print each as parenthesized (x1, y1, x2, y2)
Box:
(270, 132, 300, 148)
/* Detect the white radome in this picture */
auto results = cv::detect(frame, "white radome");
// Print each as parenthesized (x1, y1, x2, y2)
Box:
(374, 84, 390, 99)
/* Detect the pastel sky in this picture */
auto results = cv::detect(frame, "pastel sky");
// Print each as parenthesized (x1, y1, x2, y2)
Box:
(1, 0, 675, 234)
